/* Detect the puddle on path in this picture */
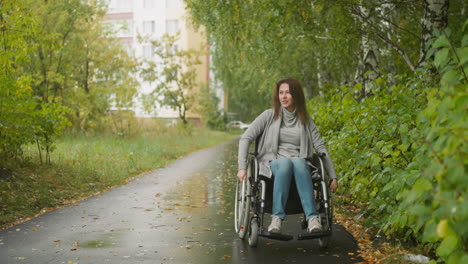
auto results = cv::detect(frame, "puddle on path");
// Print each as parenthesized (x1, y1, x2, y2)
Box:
(79, 232, 120, 249)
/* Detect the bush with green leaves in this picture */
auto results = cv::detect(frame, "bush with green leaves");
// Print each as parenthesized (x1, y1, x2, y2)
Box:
(309, 24, 467, 263)
(0, 77, 37, 163)
(198, 84, 227, 131)
(33, 100, 71, 165)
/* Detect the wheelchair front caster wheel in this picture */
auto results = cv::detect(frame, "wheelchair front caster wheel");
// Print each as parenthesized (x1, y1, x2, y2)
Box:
(318, 236, 330, 248)
(248, 218, 259, 247)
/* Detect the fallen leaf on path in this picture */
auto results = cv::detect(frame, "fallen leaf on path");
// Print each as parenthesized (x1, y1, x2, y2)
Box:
(223, 254, 231, 259)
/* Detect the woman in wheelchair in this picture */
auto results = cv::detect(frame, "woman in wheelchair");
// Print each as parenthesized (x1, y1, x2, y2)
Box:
(237, 78, 338, 235)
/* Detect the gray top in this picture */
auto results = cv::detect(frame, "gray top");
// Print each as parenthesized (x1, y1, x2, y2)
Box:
(238, 108, 337, 179)
(278, 107, 301, 158)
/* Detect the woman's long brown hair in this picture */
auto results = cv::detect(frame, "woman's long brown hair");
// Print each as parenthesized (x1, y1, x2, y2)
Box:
(273, 78, 310, 125)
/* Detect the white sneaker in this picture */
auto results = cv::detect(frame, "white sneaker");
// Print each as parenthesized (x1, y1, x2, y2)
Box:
(307, 216, 322, 233)
(268, 215, 282, 233)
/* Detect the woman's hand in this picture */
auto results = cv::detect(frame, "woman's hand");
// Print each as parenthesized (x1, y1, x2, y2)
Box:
(330, 179, 338, 193)
(237, 169, 247, 182)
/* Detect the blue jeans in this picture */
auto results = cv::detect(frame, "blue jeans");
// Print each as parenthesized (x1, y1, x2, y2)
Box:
(269, 157, 318, 220)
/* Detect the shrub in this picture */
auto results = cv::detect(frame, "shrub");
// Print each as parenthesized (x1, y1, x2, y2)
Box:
(308, 25, 467, 262)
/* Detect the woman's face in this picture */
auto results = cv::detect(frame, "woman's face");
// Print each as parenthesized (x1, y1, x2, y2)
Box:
(279, 83, 294, 111)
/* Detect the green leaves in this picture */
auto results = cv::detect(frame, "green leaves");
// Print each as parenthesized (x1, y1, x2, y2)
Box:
(186, 0, 360, 119)
(457, 47, 468, 65)
(432, 34, 450, 49)
(1, 0, 139, 165)
(307, 22, 467, 263)
(436, 235, 459, 258)
(434, 48, 450, 69)
(413, 178, 432, 192)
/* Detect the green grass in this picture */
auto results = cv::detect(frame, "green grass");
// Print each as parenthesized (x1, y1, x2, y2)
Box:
(0, 127, 237, 228)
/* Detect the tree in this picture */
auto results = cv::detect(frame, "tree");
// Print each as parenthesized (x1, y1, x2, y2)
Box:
(419, 0, 449, 66)
(186, 0, 360, 119)
(186, 0, 464, 118)
(1, 0, 139, 166)
(0, 0, 70, 165)
(141, 34, 203, 124)
(353, 2, 380, 97)
(25, 0, 139, 130)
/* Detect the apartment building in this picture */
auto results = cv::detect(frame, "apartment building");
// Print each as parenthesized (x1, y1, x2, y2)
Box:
(104, 0, 210, 120)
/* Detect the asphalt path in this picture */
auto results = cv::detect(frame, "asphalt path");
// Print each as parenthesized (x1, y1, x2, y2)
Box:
(0, 139, 365, 264)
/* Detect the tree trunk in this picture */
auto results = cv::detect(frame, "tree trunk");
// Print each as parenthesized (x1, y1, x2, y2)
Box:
(354, 3, 380, 97)
(84, 48, 90, 94)
(382, 2, 397, 86)
(418, 0, 449, 67)
(180, 102, 187, 124)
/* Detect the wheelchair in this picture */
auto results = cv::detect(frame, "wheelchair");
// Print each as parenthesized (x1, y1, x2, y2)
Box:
(234, 151, 334, 248)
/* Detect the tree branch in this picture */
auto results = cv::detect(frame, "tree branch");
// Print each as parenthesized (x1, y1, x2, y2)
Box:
(351, 5, 416, 71)
(373, 30, 416, 71)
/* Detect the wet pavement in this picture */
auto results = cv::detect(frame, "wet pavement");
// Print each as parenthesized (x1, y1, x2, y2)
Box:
(0, 139, 365, 264)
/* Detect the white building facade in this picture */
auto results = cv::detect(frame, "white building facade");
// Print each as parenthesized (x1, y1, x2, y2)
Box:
(104, 0, 209, 119)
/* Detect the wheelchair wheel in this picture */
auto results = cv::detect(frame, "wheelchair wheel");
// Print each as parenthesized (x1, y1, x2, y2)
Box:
(319, 192, 334, 248)
(318, 213, 331, 248)
(234, 179, 251, 239)
(318, 235, 330, 248)
(248, 217, 259, 247)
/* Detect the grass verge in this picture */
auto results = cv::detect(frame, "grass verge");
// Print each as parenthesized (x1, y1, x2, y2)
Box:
(0, 127, 237, 229)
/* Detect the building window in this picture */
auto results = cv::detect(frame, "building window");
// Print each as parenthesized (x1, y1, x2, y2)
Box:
(108, 0, 133, 12)
(143, 20, 155, 34)
(165, 19, 179, 35)
(143, 0, 155, 8)
(142, 44, 154, 58)
(166, 0, 181, 8)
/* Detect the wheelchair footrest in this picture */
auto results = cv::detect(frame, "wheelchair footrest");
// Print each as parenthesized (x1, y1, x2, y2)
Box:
(259, 230, 294, 241)
(297, 230, 332, 240)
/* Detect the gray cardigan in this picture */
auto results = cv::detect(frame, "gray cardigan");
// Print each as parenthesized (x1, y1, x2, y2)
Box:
(238, 109, 337, 179)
